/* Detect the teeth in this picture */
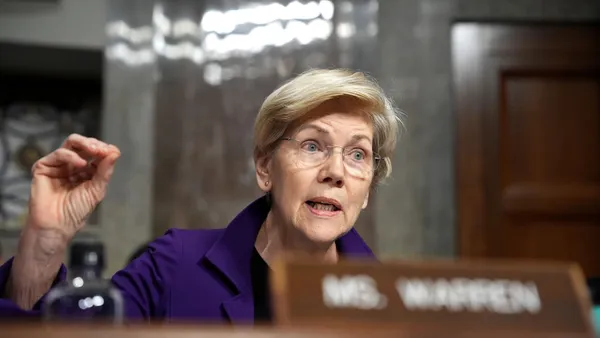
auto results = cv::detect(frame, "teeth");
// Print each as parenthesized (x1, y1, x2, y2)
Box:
(308, 202, 336, 211)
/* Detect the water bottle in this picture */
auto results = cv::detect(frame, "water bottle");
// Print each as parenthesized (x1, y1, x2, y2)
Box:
(43, 241, 124, 324)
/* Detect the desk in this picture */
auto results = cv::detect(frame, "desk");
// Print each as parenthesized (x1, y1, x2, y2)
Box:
(0, 324, 595, 338)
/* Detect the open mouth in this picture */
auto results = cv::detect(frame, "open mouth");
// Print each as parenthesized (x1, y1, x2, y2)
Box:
(305, 201, 341, 212)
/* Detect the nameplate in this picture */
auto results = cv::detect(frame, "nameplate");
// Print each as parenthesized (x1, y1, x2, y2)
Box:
(270, 258, 594, 335)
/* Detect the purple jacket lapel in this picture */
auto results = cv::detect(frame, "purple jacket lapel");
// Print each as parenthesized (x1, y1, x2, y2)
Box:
(204, 195, 374, 324)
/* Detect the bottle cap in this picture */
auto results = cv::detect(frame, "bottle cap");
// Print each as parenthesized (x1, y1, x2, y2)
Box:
(69, 241, 105, 271)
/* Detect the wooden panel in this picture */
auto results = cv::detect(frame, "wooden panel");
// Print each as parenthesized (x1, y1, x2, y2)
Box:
(502, 184, 600, 216)
(453, 23, 600, 277)
(502, 75, 600, 183)
(501, 73, 600, 217)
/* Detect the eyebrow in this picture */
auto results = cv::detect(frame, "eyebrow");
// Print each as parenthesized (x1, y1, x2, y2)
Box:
(295, 123, 373, 144)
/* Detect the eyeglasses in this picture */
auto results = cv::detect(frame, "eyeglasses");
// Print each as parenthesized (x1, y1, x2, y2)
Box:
(280, 137, 380, 179)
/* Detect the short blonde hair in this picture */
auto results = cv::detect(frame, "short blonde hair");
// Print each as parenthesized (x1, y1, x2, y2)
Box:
(253, 68, 402, 184)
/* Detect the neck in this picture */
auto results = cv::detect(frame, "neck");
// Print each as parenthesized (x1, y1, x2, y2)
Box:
(255, 211, 338, 266)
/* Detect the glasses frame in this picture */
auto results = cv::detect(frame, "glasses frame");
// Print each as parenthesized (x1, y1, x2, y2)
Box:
(280, 137, 381, 177)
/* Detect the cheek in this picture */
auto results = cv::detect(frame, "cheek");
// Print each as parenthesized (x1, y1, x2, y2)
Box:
(346, 185, 370, 212)
(272, 167, 315, 207)
(274, 155, 313, 192)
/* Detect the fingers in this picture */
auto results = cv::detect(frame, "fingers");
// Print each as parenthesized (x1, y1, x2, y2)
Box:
(33, 135, 121, 178)
(34, 148, 88, 173)
(62, 134, 120, 160)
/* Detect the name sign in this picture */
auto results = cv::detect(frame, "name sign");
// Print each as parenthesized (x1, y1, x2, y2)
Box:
(269, 258, 594, 335)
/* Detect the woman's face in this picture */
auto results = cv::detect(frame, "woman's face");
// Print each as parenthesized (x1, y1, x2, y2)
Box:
(256, 101, 375, 246)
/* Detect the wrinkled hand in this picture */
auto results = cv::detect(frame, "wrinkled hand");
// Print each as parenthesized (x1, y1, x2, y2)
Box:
(27, 134, 121, 241)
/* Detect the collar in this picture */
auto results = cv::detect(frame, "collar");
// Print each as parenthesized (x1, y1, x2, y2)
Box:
(204, 195, 375, 295)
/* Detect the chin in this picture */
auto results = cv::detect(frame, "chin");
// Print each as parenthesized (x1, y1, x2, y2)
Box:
(298, 221, 347, 245)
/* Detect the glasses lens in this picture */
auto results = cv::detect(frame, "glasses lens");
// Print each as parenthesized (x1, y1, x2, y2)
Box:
(344, 157, 377, 179)
(295, 145, 326, 167)
(286, 138, 379, 179)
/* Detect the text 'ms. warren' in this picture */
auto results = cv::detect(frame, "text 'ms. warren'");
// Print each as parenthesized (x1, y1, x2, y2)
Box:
(322, 274, 541, 314)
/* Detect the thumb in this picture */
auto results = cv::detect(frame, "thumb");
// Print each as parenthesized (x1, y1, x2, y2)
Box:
(94, 152, 120, 184)
(76, 153, 119, 209)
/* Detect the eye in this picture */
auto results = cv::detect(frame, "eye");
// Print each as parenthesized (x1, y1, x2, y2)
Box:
(301, 141, 320, 152)
(349, 149, 366, 161)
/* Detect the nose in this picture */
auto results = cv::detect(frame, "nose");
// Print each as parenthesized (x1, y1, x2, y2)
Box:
(317, 148, 345, 188)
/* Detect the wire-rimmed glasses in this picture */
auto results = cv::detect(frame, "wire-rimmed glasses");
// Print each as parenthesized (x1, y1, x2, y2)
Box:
(280, 137, 380, 180)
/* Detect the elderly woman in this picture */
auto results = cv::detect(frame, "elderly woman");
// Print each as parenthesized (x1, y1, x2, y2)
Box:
(0, 69, 400, 324)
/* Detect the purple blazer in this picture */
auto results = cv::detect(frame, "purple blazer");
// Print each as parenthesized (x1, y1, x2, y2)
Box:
(0, 196, 374, 324)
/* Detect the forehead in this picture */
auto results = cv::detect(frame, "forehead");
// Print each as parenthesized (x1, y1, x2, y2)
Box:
(291, 99, 374, 139)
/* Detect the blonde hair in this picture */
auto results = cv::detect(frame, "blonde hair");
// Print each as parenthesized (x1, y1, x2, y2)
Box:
(253, 68, 402, 184)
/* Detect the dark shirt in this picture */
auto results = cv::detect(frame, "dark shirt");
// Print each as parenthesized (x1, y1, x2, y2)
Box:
(251, 248, 272, 323)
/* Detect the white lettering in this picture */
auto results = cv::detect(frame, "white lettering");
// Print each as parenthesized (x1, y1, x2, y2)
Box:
(396, 278, 431, 310)
(322, 274, 387, 310)
(395, 278, 541, 314)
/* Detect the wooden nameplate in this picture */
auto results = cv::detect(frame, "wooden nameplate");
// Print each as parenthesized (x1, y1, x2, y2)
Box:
(270, 258, 595, 336)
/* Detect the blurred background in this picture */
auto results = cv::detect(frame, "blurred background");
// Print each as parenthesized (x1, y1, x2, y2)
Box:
(0, 0, 598, 290)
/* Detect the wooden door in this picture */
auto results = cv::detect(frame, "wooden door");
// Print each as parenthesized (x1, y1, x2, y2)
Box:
(453, 23, 600, 277)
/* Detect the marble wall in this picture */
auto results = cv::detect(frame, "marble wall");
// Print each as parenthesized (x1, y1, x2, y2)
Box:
(101, 0, 157, 274)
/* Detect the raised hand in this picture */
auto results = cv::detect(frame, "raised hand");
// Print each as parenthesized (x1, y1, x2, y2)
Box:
(3, 135, 120, 309)
(27, 134, 121, 241)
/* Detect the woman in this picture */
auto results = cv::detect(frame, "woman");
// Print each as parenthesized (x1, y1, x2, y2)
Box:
(0, 69, 401, 324)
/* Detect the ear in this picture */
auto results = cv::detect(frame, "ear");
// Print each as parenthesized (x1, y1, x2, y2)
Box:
(255, 152, 272, 193)
(361, 191, 370, 209)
